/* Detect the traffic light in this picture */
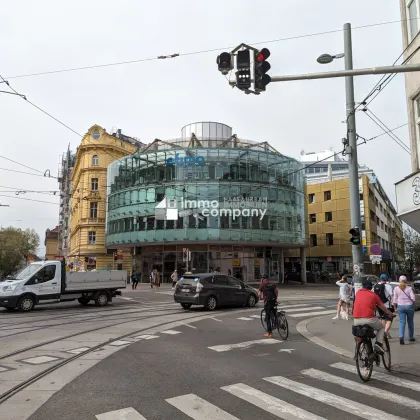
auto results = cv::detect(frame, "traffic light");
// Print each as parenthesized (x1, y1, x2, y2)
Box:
(235, 49, 251, 90)
(217, 52, 233, 75)
(349, 228, 361, 245)
(254, 48, 271, 91)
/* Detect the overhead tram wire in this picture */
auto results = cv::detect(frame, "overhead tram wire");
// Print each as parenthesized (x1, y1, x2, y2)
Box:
(4, 18, 420, 80)
(0, 156, 45, 175)
(0, 194, 59, 205)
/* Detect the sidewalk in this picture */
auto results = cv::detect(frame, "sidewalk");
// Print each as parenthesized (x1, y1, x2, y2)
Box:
(299, 311, 420, 375)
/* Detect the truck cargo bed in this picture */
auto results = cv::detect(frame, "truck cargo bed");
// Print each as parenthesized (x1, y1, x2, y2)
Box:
(64, 270, 127, 291)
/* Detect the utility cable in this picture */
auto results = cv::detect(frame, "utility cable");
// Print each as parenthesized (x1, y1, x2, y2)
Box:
(0, 193, 59, 205)
(0, 155, 45, 175)
(0, 167, 57, 178)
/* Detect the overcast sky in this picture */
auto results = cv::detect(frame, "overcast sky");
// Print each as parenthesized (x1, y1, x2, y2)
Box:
(0, 0, 411, 256)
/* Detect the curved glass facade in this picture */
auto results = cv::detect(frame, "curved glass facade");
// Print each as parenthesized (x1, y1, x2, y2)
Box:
(106, 122, 307, 281)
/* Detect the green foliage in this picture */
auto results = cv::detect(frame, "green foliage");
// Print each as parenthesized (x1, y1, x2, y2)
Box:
(0, 227, 40, 278)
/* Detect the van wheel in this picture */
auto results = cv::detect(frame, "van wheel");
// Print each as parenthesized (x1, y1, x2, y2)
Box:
(181, 303, 192, 309)
(17, 295, 35, 312)
(94, 292, 109, 307)
(247, 294, 257, 307)
(78, 297, 90, 305)
(205, 296, 217, 311)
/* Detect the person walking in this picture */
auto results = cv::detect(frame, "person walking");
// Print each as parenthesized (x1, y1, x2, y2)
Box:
(153, 269, 160, 291)
(131, 272, 139, 290)
(393, 275, 416, 345)
(332, 275, 352, 320)
(149, 270, 154, 289)
(171, 269, 178, 289)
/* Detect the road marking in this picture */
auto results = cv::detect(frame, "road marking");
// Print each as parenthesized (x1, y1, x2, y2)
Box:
(161, 330, 181, 335)
(96, 407, 147, 419)
(66, 347, 91, 354)
(183, 324, 197, 329)
(331, 362, 420, 392)
(284, 306, 324, 313)
(21, 355, 60, 365)
(278, 304, 315, 309)
(278, 349, 295, 353)
(134, 335, 159, 340)
(302, 368, 420, 411)
(249, 315, 260, 318)
(222, 383, 326, 419)
(264, 376, 405, 420)
(210, 317, 223, 322)
(237, 317, 253, 320)
(208, 338, 281, 352)
(289, 310, 336, 318)
(109, 340, 132, 346)
(166, 393, 240, 419)
(119, 297, 134, 301)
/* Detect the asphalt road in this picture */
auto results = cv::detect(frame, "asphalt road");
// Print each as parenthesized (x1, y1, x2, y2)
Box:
(24, 294, 420, 420)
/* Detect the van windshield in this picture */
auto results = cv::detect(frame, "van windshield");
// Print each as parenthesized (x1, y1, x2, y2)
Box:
(13, 264, 42, 280)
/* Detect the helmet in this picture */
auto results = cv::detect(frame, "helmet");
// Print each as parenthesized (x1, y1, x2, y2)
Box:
(261, 273, 268, 279)
(380, 273, 388, 281)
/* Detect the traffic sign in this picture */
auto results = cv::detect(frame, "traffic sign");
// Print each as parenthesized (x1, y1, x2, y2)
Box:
(353, 264, 360, 272)
(370, 243, 382, 255)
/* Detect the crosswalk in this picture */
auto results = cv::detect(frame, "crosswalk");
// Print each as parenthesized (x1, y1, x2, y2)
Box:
(95, 362, 420, 419)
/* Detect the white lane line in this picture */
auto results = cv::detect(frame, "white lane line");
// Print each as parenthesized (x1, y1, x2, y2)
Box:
(284, 306, 324, 313)
(289, 310, 336, 318)
(166, 393, 239, 420)
(278, 304, 314, 309)
(109, 340, 132, 346)
(302, 368, 420, 411)
(210, 317, 223, 322)
(264, 376, 405, 420)
(331, 362, 420, 392)
(208, 338, 281, 352)
(249, 315, 261, 318)
(237, 317, 253, 320)
(96, 407, 147, 419)
(183, 324, 197, 329)
(119, 297, 134, 301)
(222, 383, 326, 419)
(134, 335, 159, 340)
(161, 330, 181, 335)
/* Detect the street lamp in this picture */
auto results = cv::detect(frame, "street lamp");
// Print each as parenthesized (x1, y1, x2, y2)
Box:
(316, 53, 345, 64)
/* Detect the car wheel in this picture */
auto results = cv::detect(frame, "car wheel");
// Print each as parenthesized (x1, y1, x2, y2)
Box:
(17, 295, 35, 312)
(205, 296, 217, 311)
(247, 294, 257, 307)
(181, 303, 192, 309)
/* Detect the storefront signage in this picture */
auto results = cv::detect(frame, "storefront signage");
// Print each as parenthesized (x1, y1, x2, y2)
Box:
(232, 259, 241, 266)
(166, 153, 205, 166)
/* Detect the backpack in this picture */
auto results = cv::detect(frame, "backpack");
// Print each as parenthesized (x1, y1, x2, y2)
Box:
(263, 283, 276, 302)
(373, 283, 388, 303)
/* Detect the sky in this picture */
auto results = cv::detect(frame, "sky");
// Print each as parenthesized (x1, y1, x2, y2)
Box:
(0, 0, 412, 257)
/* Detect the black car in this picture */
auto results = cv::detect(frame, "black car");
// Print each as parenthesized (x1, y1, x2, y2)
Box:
(174, 273, 259, 311)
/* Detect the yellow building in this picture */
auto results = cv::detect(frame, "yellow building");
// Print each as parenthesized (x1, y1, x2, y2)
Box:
(69, 125, 141, 272)
(44, 226, 60, 260)
(306, 174, 404, 276)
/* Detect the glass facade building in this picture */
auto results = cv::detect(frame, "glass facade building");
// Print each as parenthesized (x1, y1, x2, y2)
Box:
(106, 122, 307, 282)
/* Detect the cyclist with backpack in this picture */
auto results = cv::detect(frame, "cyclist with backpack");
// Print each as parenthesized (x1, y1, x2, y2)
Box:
(374, 274, 394, 338)
(259, 274, 278, 338)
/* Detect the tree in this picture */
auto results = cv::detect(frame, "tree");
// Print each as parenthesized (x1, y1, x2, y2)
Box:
(0, 227, 40, 278)
(400, 228, 420, 281)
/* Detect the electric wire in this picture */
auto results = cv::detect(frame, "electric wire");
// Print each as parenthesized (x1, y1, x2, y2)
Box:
(4, 18, 420, 80)
(0, 156, 45, 175)
(0, 167, 57, 178)
(0, 194, 59, 205)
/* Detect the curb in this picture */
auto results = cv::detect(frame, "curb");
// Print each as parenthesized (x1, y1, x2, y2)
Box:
(296, 316, 354, 359)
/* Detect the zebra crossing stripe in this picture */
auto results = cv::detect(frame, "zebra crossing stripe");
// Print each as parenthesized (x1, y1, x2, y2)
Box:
(166, 393, 240, 419)
(331, 362, 420, 392)
(95, 407, 146, 419)
(302, 368, 420, 411)
(264, 376, 405, 420)
(284, 306, 324, 313)
(278, 304, 314, 309)
(221, 383, 327, 419)
(289, 310, 336, 318)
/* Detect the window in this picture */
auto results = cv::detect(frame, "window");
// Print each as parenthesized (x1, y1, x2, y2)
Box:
(325, 212, 332, 222)
(92, 155, 99, 166)
(88, 231, 96, 245)
(213, 275, 229, 285)
(376, 216, 380, 226)
(308, 193, 315, 203)
(228, 278, 241, 288)
(370, 210, 375, 221)
(309, 214, 316, 223)
(27, 265, 56, 285)
(90, 202, 98, 218)
(359, 193, 363, 201)
(310, 234, 317, 247)
(408, 0, 419, 41)
(91, 178, 98, 191)
(324, 191, 331, 201)
(326, 233, 334, 246)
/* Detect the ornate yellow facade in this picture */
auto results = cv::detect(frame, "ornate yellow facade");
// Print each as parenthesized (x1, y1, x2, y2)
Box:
(69, 125, 139, 272)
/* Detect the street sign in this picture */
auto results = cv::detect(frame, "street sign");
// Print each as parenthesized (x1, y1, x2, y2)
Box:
(78, 260, 82, 267)
(353, 264, 360, 272)
(370, 255, 382, 264)
(370, 243, 381, 255)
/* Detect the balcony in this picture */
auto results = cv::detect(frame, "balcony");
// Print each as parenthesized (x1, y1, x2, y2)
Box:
(395, 170, 420, 233)
(80, 218, 106, 224)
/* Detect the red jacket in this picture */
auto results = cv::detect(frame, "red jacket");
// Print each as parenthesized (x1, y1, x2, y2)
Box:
(259, 279, 278, 304)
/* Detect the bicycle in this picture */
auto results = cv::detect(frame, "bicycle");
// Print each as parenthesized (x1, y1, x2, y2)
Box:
(260, 304, 289, 340)
(352, 324, 391, 382)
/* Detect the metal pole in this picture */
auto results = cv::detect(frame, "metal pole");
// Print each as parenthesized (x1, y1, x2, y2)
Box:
(344, 23, 363, 294)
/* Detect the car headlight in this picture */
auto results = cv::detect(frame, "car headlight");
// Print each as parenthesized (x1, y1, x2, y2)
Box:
(2, 284, 17, 292)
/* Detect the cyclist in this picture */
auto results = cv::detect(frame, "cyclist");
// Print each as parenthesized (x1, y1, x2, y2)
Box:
(259, 274, 278, 338)
(353, 279, 395, 354)
(374, 274, 394, 338)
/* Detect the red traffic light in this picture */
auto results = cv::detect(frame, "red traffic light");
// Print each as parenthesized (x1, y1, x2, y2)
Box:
(257, 48, 270, 62)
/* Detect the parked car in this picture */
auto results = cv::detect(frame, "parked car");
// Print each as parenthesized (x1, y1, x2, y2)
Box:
(174, 273, 259, 311)
(389, 282, 420, 311)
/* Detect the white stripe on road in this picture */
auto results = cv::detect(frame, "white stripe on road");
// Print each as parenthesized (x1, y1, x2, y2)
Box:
(183, 323, 197, 329)
(278, 304, 314, 309)
(210, 317, 223, 322)
(222, 383, 326, 419)
(302, 368, 420, 411)
(283, 306, 324, 313)
(249, 315, 261, 318)
(264, 376, 405, 420)
(237, 317, 253, 320)
(134, 335, 159, 340)
(289, 310, 336, 318)
(331, 362, 420, 392)
(166, 394, 240, 419)
(119, 297, 134, 300)
(96, 407, 147, 420)
(161, 330, 181, 335)
(208, 339, 281, 352)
